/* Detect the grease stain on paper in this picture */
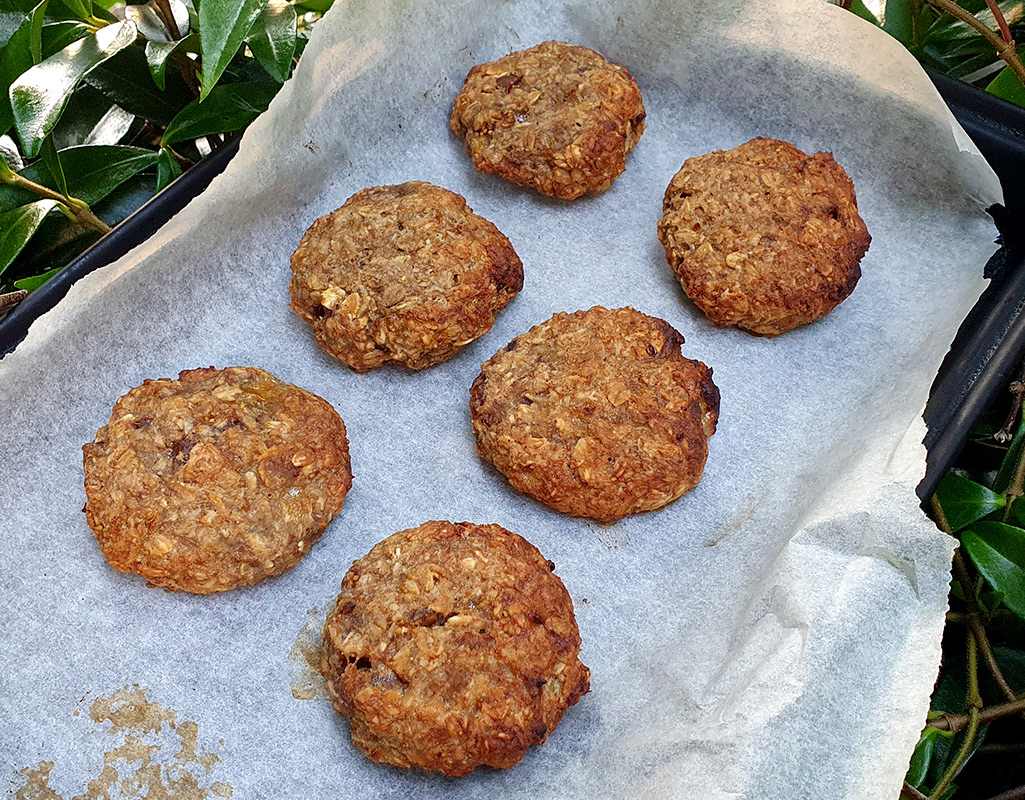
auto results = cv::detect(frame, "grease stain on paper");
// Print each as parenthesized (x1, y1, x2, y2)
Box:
(13, 686, 231, 800)
(288, 604, 331, 701)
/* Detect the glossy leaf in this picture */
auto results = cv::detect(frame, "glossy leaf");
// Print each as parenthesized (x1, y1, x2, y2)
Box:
(85, 43, 192, 124)
(125, 0, 188, 42)
(145, 32, 196, 90)
(0, 133, 22, 169)
(40, 19, 89, 56)
(13, 264, 59, 290)
(161, 80, 276, 145)
(907, 727, 950, 788)
(0, 144, 157, 212)
(28, 0, 46, 61)
(935, 473, 1006, 532)
(197, 0, 264, 101)
(0, 0, 47, 134)
(10, 19, 137, 158)
(294, 0, 333, 11)
(246, 0, 296, 83)
(987, 65, 1025, 109)
(39, 134, 67, 196)
(51, 84, 131, 148)
(961, 521, 1025, 620)
(0, 199, 55, 276)
(155, 146, 180, 191)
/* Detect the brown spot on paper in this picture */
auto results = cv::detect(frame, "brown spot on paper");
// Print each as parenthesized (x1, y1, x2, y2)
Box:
(288, 604, 331, 701)
(13, 686, 232, 800)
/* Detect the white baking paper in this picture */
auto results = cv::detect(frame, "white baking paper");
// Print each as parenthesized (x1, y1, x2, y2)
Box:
(0, 1, 1003, 798)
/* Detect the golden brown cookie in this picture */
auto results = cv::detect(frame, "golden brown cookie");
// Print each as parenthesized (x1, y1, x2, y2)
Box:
(450, 41, 645, 200)
(657, 137, 871, 336)
(83, 366, 352, 594)
(320, 520, 589, 776)
(470, 307, 719, 521)
(289, 182, 523, 372)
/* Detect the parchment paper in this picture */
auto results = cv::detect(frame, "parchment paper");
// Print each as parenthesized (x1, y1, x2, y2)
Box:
(0, 1, 1004, 797)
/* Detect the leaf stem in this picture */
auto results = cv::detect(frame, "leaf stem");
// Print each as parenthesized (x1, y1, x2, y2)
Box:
(928, 695, 1025, 732)
(931, 497, 1018, 702)
(925, 0, 1025, 90)
(929, 632, 983, 799)
(984, 0, 1013, 44)
(0, 171, 111, 234)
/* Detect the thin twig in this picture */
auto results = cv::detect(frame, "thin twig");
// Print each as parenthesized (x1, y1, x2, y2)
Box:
(996, 359, 1025, 442)
(984, 0, 1013, 43)
(983, 785, 1025, 800)
(928, 696, 1025, 732)
(926, 0, 1025, 89)
(930, 632, 983, 799)
(902, 781, 931, 800)
(151, 0, 182, 41)
(0, 172, 111, 234)
(0, 290, 28, 314)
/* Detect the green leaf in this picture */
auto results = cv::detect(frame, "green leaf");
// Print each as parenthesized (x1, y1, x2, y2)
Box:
(961, 521, 1025, 620)
(907, 727, 949, 788)
(848, 0, 880, 26)
(161, 80, 276, 145)
(10, 19, 137, 158)
(85, 43, 192, 124)
(13, 264, 59, 290)
(294, 0, 333, 11)
(0, 144, 157, 212)
(0, 199, 55, 276)
(0, 4, 42, 134)
(987, 65, 1025, 109)
(28, 0, 47, 62)
(145, 32, 196, 90)
(155, 146, 180, 190)
(246, 0, 295, 83)
(197, 0, 264, 100)
(935, 474, 1006, 532)
(41, 19, 89, 56)
(39, 134, 67, 196)
(994, 417, 1025, 493)
(882, 0, 915, 47)
(50, 0, 92, 21)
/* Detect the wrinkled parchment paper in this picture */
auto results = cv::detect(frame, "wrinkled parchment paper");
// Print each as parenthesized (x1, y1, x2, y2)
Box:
(0, 1, 1003, 797)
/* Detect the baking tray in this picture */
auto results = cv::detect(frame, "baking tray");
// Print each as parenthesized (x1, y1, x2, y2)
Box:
(1, 74, 1022, 500)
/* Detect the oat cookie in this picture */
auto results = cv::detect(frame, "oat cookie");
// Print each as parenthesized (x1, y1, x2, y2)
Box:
(450, 40, 645, 200)
(320, 520, 589, 776)
(83, 366, 352, 594)
(470, 307, 719, 521)
(289, 182, 523, 372)
(657, 137, 871, 336)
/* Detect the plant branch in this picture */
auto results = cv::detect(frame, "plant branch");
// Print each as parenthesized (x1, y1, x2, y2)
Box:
(983, 784, 1025, 800)
(928, 696, 1025, 732)
(0, 172, 111, 234)
(902, 781, 931, 800)
(152, 0, 182, 41)
(996, 359, 1025, 442)
(984, 0, 1013, 43)
(930, 632, 983, 799)
(933, 496, 1019, 702)
(926, 0, 1025, 89)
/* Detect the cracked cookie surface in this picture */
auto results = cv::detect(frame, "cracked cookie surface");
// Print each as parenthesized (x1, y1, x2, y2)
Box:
(289, 181, 522, 372)
(657, 137, 871, 336)
(83, 366, 352, 594)
(470, 307, 719, 521)
(450, 40, 645, 200)
(320, 520, 589, 776)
